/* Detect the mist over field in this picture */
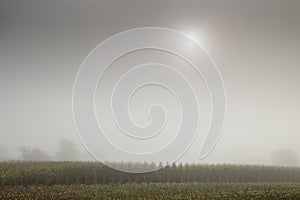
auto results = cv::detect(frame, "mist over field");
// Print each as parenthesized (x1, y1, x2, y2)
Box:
(0, 0, 299, 167)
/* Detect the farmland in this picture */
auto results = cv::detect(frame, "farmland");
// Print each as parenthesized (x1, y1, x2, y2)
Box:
(0, 162, 299, 199)
(1, 183, 300, 199)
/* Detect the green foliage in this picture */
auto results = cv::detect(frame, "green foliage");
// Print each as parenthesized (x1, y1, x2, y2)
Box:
(0, 162, 299, 199)
(0, 162, 299, 186)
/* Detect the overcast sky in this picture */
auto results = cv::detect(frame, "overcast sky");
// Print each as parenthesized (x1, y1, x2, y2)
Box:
(0, 0, 299, 165)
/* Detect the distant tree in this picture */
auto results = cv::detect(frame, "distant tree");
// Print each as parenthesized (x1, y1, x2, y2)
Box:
(18, 146, 51, 161)
(271, 149, 299, 166)
(55, 139, 80, 161)
(0, 146, 10, 161)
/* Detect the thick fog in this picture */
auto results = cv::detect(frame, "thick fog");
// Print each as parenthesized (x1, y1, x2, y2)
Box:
(0, 0, 299, 166)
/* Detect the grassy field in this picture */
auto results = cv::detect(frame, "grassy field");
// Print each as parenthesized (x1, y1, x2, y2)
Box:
(1, 162, 299, 199)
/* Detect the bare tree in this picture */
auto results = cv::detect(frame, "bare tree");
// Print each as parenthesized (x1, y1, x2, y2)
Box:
(18, 146, 51, 161)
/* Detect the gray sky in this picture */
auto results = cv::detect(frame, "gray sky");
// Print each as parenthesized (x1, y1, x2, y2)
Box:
(0, 0, 299, 165)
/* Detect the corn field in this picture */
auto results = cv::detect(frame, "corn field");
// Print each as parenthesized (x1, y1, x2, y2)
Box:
(1, 161, 299, 186)
(1, 183, 300, 199)
(0, 162, 299, 199)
